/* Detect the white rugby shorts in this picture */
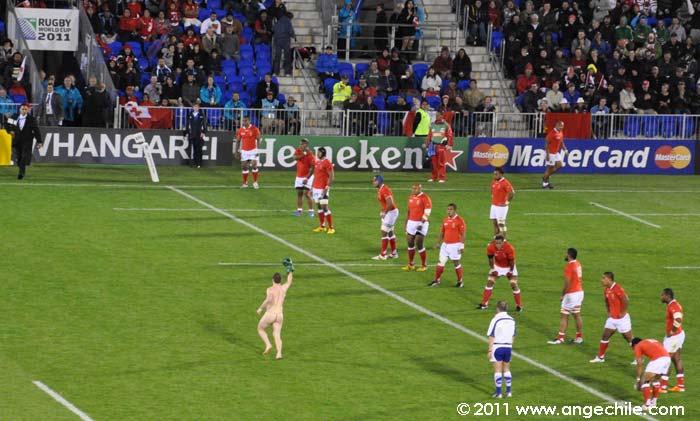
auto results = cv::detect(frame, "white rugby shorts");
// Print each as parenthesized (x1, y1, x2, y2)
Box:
(604, 313, 632, 334)
(489, 205, 509, 220)
(294, 177, 312, 189)
(561, 291, 584, 314)
(663, 331, 685, 353)
(312, 187, 329, 202)
(439, 242, 463, 260)
(546, 152, 563, 166)
(406, 220, 429, 236)
(645, 356, 672, 375)
(381, 209, 399, 231)
(490, 264, 518, 278)
(241, 149, 258, 161)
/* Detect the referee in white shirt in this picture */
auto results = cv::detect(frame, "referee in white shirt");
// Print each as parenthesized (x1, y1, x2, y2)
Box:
(487, 300, 516, 398)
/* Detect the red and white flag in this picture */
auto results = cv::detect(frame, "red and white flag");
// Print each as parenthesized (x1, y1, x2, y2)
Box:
(16, 56, 27, 82)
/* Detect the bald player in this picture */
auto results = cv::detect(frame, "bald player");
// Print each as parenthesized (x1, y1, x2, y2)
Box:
(257, 258, 295, 360)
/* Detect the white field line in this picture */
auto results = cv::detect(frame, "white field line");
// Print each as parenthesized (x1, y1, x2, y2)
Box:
(168, 185, 657, 421)
(590, 202, 662, 229)
(32, 380, 94, 421)
(218, 262, 413, 267)
(664, 266, 700, 270)
(525, 212, 700, 216)
(114, 208, 291, 212)
(0, 181, 699, 194)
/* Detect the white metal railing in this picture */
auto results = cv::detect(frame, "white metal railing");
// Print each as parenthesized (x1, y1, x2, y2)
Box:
(338, 22, 460, 62)
(114, 104, 700, 139)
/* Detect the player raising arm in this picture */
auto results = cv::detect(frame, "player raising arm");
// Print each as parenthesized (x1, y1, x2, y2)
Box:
(428, 203, 466, 288)
(660, 288, 685, 393)
(372, 175, 399, 260)
(311, 147, 335, 234)
(402, 183, 432, 271)
(293, 138, 315, 217)
(542, 120, 568, 189)
(257, 258, 295, 360)
(548, 248, 584, 344)
(477, 235, 522, 312)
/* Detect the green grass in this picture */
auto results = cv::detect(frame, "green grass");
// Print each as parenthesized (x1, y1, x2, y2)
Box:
(1, 164, 698, 420)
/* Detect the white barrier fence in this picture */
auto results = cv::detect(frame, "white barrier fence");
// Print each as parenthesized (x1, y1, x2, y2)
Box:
(114, 104, 700, 139)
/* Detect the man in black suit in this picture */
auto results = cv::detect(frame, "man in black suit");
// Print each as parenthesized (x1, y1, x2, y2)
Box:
(184, 101, 208, 168)
(36, 82, 64, 126)
(10, 104, 43, 180)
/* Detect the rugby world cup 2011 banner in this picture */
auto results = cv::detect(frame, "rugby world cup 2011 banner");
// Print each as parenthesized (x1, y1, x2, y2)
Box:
(33, 128, 471, 171)
(468, 138, 695, 174)
(11, 9, 79, 51)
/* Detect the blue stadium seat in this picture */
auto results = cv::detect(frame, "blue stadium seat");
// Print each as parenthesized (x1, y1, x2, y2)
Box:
(240, 44, 254, 60)
(137, 59, 149, 72)
(642, 115, 659, 137)
(208, 0, 222, 9)
(338, 62, 354, 79)
(10, 94, 26, 104)
(0, 21, 5, 35)
(230, 81, 244, 94)
(238, 58, 254, 73)
(233, 12, 246, 23)
(133, 91, 143, 103)
(214, 74, 227, 88)
(240, 67, 256, 85)
(355, 63, 370, 77)
(373, 95, 385, 110)
(108, 41, 123, 56)
(387, 95, 399, 105)
(198, 8, 211, 21)
(660, 116, 679, 138)
(681, 117, 695, 138)
(254, 44, 271, 56)
(412, 63, 428, 82)
(324, 78, 338, 98)
(491, 31, 503, 52)
(174, 107, 188, 129)
(623, 116, 642, 138)
(377, 111, 390, 135)
(241, 27, 254, 43)
(140, 73, 151, 88)
(277, 93, 286, 104)
(126, 41, 142, 57)
(441, 78, 450, 92)
(458, 80, 470, 91)
(215, 9, 227, 19)
(240, 93, 251, 106)
(426, 95, 441, 109)
(646, 17, 658, 26)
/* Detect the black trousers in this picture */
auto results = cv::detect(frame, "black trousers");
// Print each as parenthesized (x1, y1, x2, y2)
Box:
(189, 136, 203, 166)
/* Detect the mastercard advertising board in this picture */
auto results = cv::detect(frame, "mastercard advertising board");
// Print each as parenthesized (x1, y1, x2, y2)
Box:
(468, 138, 695, 174)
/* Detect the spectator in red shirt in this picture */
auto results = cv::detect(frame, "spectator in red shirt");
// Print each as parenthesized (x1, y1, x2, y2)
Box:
(167, 2, 182, 28)
(432, 46, 453, 80)
(182, 0, 201, 28)
(127, 0, 142, 17)
(118, 8, 139, 43)
(254, 10, 273, 44)
(138, 9, 156, 42)
(516, 63, 538, 94)
(181, 27, 202, 49)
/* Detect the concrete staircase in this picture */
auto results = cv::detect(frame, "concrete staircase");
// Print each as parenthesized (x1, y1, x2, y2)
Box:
(287, 1, 325, 48)
(275, 1, 328, 109)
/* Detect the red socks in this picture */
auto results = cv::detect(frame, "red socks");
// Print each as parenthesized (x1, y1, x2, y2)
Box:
(598, 340, 609, 358)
